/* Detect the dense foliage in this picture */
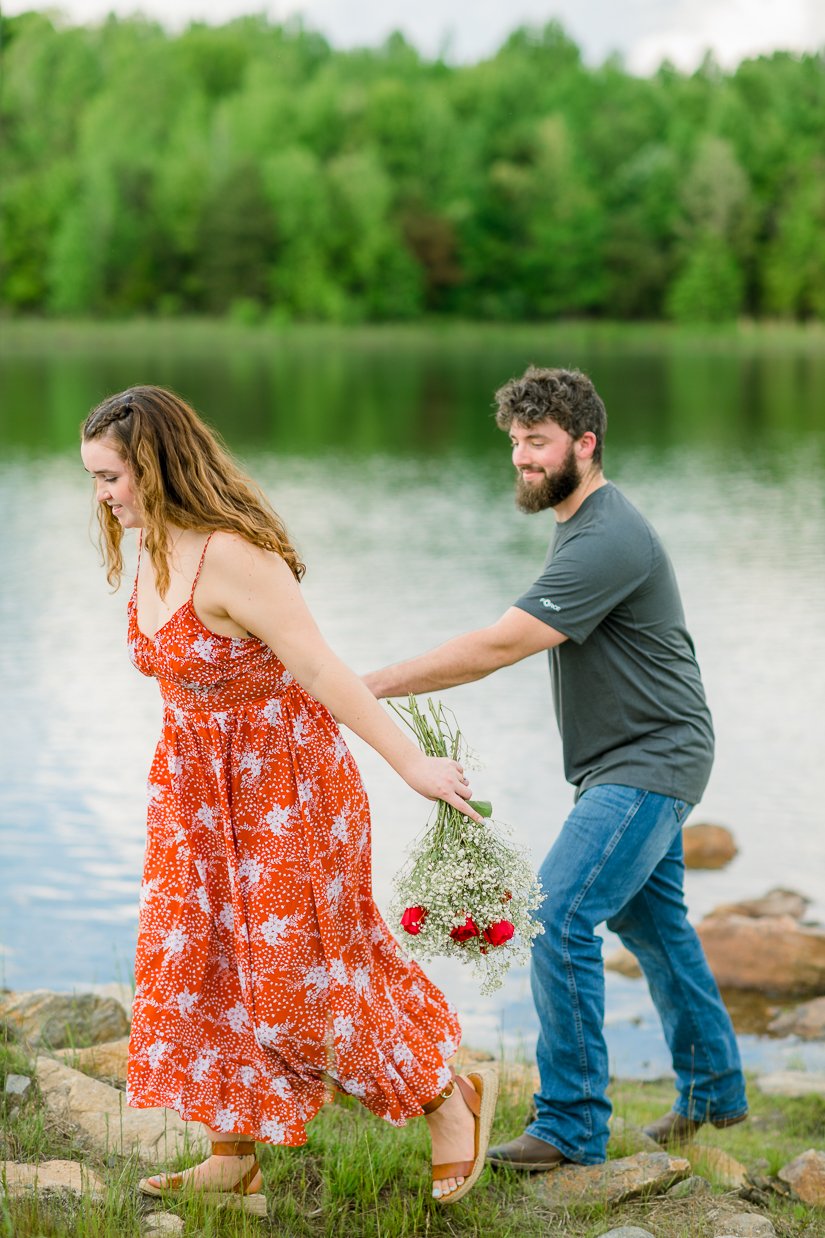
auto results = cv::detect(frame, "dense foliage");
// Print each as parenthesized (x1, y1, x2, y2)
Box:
(2, 12, 825, 323)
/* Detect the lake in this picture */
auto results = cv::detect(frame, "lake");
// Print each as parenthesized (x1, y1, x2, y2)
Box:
(2, 320, 824, 1079)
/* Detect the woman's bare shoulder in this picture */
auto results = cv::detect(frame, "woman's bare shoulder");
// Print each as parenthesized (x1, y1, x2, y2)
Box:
(207, 530, 294, 580)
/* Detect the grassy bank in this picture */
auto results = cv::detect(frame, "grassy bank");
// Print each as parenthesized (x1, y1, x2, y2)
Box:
(3, 1037, 824, 1238)
(3, 316, 825, 358)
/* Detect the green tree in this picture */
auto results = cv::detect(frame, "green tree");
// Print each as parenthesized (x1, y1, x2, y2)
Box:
(762, 162, 825, 318)
(667, 136, 752, 322)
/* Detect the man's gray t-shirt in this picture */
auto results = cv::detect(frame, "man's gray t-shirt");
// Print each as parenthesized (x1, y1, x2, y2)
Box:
(514, 482, 714, 804)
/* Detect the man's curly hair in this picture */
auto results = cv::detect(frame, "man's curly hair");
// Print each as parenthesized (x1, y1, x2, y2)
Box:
(494, 367, 607, 466)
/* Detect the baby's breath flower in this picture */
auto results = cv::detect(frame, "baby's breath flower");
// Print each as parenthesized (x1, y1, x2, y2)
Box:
(390, 696, 544, 994)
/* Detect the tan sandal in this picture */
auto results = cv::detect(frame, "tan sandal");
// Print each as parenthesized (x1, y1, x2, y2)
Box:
(138, 1138, 266, 1217)
(423, 1067, 498, 1205)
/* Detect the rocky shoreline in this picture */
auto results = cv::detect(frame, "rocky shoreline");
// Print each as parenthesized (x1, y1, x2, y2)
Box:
(2, 826, 825, 1234)
(2, 980, 825, 1236)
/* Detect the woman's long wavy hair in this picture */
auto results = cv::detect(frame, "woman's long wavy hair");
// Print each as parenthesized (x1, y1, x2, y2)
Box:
(82, 385, 306, 595)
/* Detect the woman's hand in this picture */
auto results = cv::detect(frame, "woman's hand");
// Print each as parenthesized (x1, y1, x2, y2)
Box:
(402, 753, 483, 822)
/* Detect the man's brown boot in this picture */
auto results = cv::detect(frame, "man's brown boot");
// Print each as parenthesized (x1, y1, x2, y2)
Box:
(643, 1109, 747, 1145)
(486, 1132, 568, 1171)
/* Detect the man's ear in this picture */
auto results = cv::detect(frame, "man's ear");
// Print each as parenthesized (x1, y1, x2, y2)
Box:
(576, 430, 598, 461)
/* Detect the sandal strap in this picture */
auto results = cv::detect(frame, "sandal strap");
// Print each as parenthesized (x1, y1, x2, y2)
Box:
(234, 1161, 261, 1195)
(421, 1066, 457, 1115)
(453, 1074, 481, 1119)
(432, 1159, 473, 1179)
(211, 1140, 256, 1157)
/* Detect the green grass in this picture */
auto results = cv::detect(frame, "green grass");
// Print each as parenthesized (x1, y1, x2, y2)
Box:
(3, 1036, 825, 1237)
(3, 316, 825, 360)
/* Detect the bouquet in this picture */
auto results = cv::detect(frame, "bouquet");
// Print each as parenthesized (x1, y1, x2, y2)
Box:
(390, 696, 544, 994)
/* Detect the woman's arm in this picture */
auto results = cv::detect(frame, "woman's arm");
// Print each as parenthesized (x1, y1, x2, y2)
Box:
(210, 533, 481, 820)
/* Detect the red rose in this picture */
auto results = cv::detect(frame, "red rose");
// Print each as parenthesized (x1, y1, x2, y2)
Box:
(401, 905, 427, 935)
(483, 919, 515, 947)
(450, 915, 479, 943)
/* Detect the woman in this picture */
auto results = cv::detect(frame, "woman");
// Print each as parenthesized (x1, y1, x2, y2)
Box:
(80, 385, 497, 1213)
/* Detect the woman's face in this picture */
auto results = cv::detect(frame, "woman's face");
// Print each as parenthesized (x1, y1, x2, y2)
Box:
(80, 436, 143, 528)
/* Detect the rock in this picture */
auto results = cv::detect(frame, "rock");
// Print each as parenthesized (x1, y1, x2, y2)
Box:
(4, 1073, 32, 1099)
(719, 988, 780, 1036)
(684, 1144, 749, 1188)
(604, 946, 643, 978)
(144, 1215, 186, 1236)
(35, 1055, 207, 1163)
(85, 982, 134, 1021)
(498, 1060, 539, 1104)
(537, 1150, 689, 1207)
(0, 1159, 105, 1199)
(777, 1148, 825, 1205)
(54, 1036, 130, 1084)
(712, 1214, 777, 1236)
(706, 888, 810, 921)
(696, 914, 825, 995)
(756, 1070, 825, 1097)
(608, 1116, 661, 1155)
(683, 823, 738, 869)
(666, 1174, 712, 1198)
(767, 995, 825, 1039)
(594, 1229, 656, 1238)
(0, 990, 129, 1048)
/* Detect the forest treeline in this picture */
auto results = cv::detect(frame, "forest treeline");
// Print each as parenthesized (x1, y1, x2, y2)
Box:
(2, 11, 825, 323)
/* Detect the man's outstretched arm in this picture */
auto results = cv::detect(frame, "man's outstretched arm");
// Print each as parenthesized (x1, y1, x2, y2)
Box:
(363, 606, 567, 698)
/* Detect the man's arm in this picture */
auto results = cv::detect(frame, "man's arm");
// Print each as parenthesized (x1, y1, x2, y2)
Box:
(363, 606, 568, 698)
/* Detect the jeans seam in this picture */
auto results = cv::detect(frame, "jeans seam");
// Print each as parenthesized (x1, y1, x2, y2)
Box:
(634, 881, 724, 1115)
(558, 787, 649, 1147)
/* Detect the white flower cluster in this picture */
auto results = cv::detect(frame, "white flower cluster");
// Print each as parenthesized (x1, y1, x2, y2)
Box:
(389, 697, 544, 995)
(392, 814, 545, 994)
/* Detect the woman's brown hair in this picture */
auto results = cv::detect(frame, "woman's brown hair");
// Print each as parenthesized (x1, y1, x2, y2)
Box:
(82, 385, 306, 595)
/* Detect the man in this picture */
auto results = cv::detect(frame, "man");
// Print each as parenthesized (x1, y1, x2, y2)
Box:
(363, 366, 747, 1169)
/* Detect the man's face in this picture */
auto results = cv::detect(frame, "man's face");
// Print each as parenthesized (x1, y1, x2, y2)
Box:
(509, 419, 581, 513)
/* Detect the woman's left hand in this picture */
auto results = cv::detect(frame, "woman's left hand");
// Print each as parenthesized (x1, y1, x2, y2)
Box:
(401, 753, 483, 822)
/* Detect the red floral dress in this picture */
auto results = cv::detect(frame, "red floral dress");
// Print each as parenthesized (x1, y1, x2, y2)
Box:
(125, 534, 461, 1144)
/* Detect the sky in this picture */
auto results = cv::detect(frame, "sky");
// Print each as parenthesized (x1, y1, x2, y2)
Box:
(4, 0, 825, 74)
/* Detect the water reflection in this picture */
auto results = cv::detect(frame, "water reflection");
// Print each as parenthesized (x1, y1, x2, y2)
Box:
(1, 324, 824, 1077)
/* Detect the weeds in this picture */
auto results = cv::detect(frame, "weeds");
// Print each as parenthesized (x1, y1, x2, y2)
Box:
(2, 1036, 825, 1237)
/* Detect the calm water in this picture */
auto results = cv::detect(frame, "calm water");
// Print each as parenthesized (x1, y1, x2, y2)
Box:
(2, 322, 825, 1078)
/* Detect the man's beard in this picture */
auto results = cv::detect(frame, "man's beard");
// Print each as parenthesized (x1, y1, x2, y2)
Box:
(515, 442, 581, 513)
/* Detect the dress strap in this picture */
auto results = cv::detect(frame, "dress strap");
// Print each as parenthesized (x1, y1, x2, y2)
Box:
(132, 530, 144, 591)
(191, 532, 214, 599)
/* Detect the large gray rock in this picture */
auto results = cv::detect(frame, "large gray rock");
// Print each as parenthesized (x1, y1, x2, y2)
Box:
(777, 1148, 825, 1205)
(768, 995, 825, 1039)
(756, 1070, 825, 1097)
(144, 1215, 186, 1236)
(0, 1159, 105, 1199)
(594, 1229, 656, 1238)
(537, 1150, 689, 1207)
(713, 1215, 776, 1237)
(35, 1055, 207, 1163)
(4, 1074, 32, 1099)
(0, 989, 129, 1048)
(696, 914, 825, 996)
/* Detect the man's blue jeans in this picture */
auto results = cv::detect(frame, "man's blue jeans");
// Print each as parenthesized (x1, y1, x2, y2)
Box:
(526, 784, 747, 1164)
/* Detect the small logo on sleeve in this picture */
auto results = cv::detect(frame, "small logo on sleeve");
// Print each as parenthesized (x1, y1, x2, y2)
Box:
(540, 597, 561, 611)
